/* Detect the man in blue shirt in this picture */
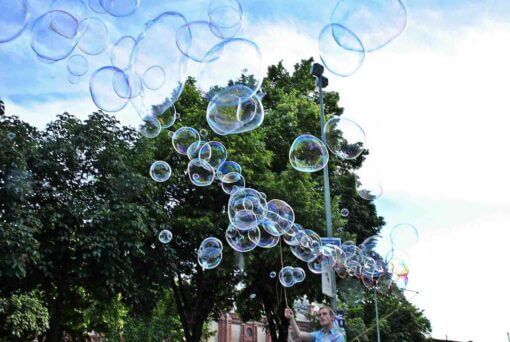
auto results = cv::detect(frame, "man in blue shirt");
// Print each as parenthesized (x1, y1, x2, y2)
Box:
(285, 306, 345, 341)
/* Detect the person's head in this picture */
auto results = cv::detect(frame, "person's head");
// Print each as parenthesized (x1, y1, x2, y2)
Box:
(317, 305, 335, 328)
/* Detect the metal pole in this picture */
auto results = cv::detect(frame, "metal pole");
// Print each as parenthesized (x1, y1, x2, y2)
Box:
(374, 289, 381, 342)
(506, 331, 509, 342)
(317, 74, 337, 310)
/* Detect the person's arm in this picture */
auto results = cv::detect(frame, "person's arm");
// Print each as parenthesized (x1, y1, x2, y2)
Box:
(285, 308, 314, 342)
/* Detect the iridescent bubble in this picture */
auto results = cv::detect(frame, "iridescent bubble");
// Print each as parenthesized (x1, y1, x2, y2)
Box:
(199, 129, 208, 137)
(176, 20, 222, 63)
(292, 267, 306, 283)
(31, 11, 80, 62)
(198, 237, 223, 270)
(100, 0, 139, 17)
(340, 208, 349, 217)
(155, 105, 176, 129)
(199, 141, 227, 168)
(225, 224, 259, 252)
(110, 35, 136, 70)
(266, 199, 295, 235)
(187, 141, 207, 160)
(113, 69, 142, 100)
(67, 73, 81, 84)
(216, 161, 242, 181)
(279, 266, 295, 288)
(198, 38, 263, 103)
(341, 241, 360, 261)
(255, 224, 279, 248)
(36, 55, 58, 64)
(269, 271, 276, 278)
(88, 0, 106, 14)
(77, 18, 109, 55)
(139, 116, 161, 138)
(89, 66, 130, 112)
(290, 229, 321, 262)
(324, 116, 366, 160)
(376, 271, 394, 295)
(308, 245, 337, 274)
(356, 164, 383, 200)
(208, 0, 243, 39)
(67, 54, 88, 76)
(289, 134, 329, 173)
(318, 23, 365, 77)
(142, 65, 166, 90)
(221, 172, 245, 195)
(390, 223, 419, 250)
(150, 161, 172, 182)
(283, 223, 304, 244)
(330, 0, 407, 52)
(130, 12, 189, 118)
(158, 229, 172, 243)
(50, 0, 87, 23)
(187, 159, 215, 187)
(172, 127, 201, 155)
(0, 0, 29, 43)
(228, 188, 267, 231)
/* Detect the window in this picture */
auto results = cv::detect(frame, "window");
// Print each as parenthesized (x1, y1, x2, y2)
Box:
(245, 327, 253, 337)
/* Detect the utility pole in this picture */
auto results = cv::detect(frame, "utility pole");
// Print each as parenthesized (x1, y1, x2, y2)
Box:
(310, 62, 337, 311)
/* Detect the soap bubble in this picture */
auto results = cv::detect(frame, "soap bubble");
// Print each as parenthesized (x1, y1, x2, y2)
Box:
(270, 271, 276, 278)
(292, 267, 306, 283)
(340, 208, 349, 217)
(77, 17, 109, 55)
(356, 164, 383, 200)
(208, 0, 243, 39)
(110, 35, 136, 70)
(31, 11, 80, 62)
(289, 134, 329, 173)
(225, 224, 259, 252)
(330, 0, 407, 52)
(390, 223, 419, 250)
(50, 0, 87, 23)
(100, 0, 139, 17)
(228, 188, 267, 231)
(198, 237, 223, 270)
(279, 266, 295, 287)
(324, 116, 366, 160)
(89, 66, 130, 112)
(283, 223, 304, 244)
(158, 229, 172, 243)
(187, 141, 207, 160)
(176, 20, 223, 63)
(221, 172, 245, 195)
(199, 141, 227, 168)
(155, 105, 176, 129)
(0, 0, 29, 43)
(67, 54, 88, 76)
(187, 159, 215, 186)
(198, 38, 263, 103)
(130, 12, 189, 118)
(67, 73, 81, 84)
(199, 129, 208, 137)
(172, 127, 201, 155)
(255, 224, 279, 248)
(216, 161, 242, 181)
(88, 0, 106, 13)
(150, 161, 172, 182)
(139, 115, 161, 138)
(318, 23, 365, 77)
(290, 230, 322, 262)
(308, 245, 337, 274)
(266, 199, 295, 235)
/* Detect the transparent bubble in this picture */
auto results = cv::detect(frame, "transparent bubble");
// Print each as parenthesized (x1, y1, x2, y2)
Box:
(283, 223, 304, 244)
(318, 23, 365, 77)
(155, 105, 176, 129)
(51, 0, 87, 23)
(207, 91, 265, 134)
(228, 188, 267, 231)
(89, 66, 130, 112)
(176, 20, 222, 63)
(77, 17, 109, 55)
(0, 0, 29, 43)
(279, 266, 295, 288)
(341, 241, 360, 261)
(290, 229, 321, 262)
(259, 218, 282, 238)
(376, 271, 394, 295)
(114, 69, 142, 99)
(356, 163, 383, 200)
(265, 199, 295, 235)
(100, 0, 139, 17)
(186, 141, 207, 160)
(130, 12, 188, 118)
(308, 245, 337, 274)
(208, 0, 243, 39)
(291, 267, 306, 283)
(88, 0, 106, 14)
(221, 172, 245, 195)
(187, 159, 215, 187)
(198, 237, 223, 270)
(289, 134, 329, 173)
(172, 127, 201, 155)
(199, 129, 208, 137)
(198, 38, 263, 103)
(324, 116, 366, 160)
(150, 161, 172, 182)
(67, 73, 82, 84)
(158, 229, 172, 243)
(67, 54, 88, 76)
(225, 224, 259, 252)
(269, 271, 276, 278)
(142, 65, 165, 90)
(36, 55, 58, 64)
(390, 223, 419, 250)
(199, 141, 227, 168)
(330, 0, 407, 52)
(139, 116, 161, 138)
(340, 208, 349, 217)
(31, 11, 80, 62)
(360, 235, 383, 260)
(110, 35, 136, 70)
(255, 224, 279, 248)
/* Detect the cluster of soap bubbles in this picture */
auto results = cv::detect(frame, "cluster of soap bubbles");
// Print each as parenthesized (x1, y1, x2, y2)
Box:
(278, 266, 306, 288)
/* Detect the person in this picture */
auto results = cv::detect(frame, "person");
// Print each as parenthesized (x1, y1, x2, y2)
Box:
(285, 306, 346, 341)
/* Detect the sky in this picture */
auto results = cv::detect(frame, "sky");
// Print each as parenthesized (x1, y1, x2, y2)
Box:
(1, 0, 510, 340)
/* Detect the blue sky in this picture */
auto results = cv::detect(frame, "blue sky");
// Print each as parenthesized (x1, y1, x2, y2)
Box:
(2, 0, 510, 340)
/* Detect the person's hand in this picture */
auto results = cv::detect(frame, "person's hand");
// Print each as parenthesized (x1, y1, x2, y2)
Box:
(284, 307, 294, 320)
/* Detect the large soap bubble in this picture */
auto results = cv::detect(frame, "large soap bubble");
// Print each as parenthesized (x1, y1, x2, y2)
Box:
(279, 266, 295, 288)
(216, 161, 242, 181)
(100, 0, 139, 17)
(31, 11, 80, 62)
(198, 38, 263, 103)
(221, 172, 245, 195)
(390, 223, 419, 250)
(139, 115, 161, 138)
(265, 199, 295, 235)
(110, 35, 136, 70)
(150, 161, 172, 182)
(255, 224, 279, 248)
(187, 159, 215, 187)
(208, 0, 243, 39)
(77, 17, 109, 55)
(356, 163, 383, 200)
(199, 141, 227, 168)
(318, 24, 365, 77)
(0, 0, 29, 43)
(289, 134, 329, 173)
(198, 237, 223, 270)
(324, 116, 366, 160)
(330, 0, 407, 52)
(67, 54, 88, 76)
(308, 245, 337, 274)
(172, 127, 201, 155)
(225, 224, 259, 252)
(89, 66, 130, 112)
(228, 188, 267, 231)
(176, 20, 223, 63)
(50, 0, 88, 23)
(130, 12, 189, 118)
(290, 229, 321, 262)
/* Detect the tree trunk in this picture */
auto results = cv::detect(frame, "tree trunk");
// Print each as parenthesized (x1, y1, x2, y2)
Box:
(47, 290, 64, 342)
